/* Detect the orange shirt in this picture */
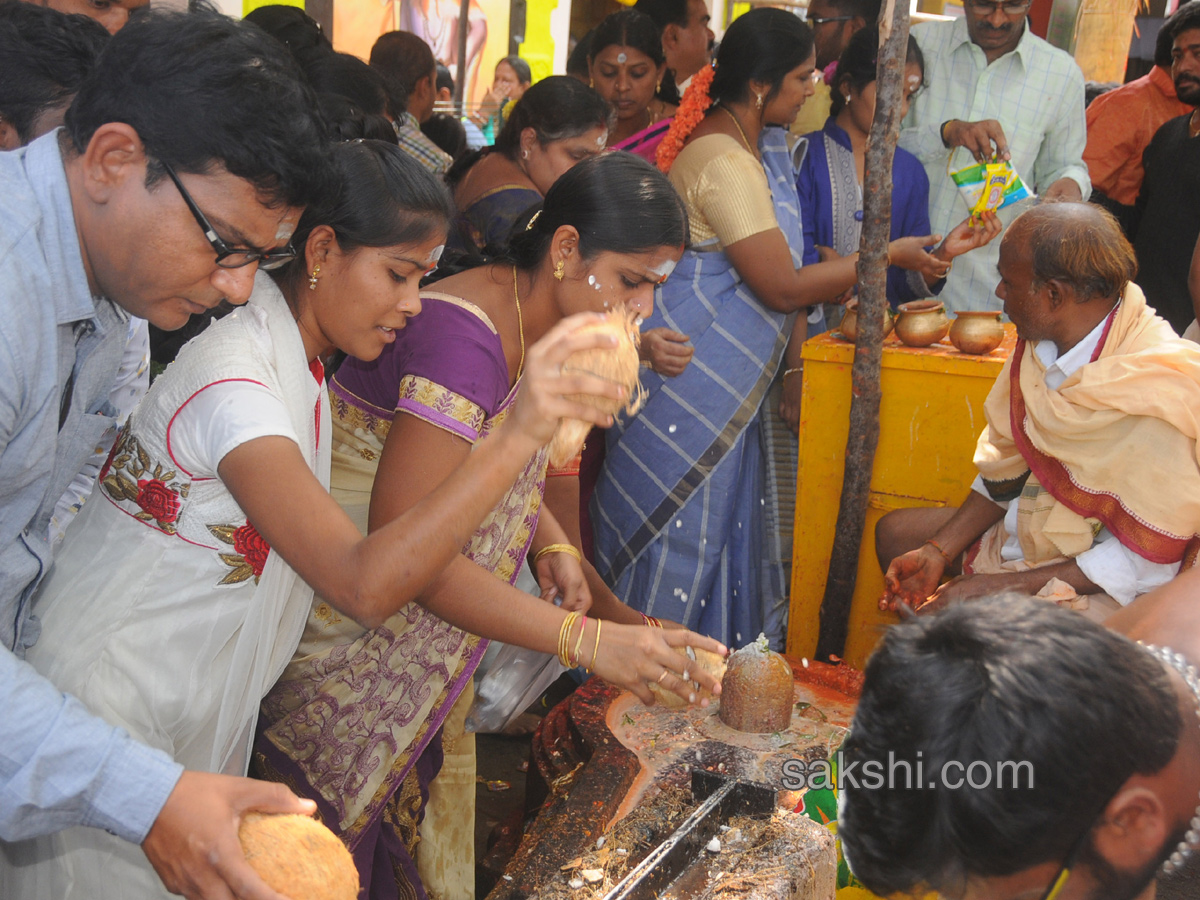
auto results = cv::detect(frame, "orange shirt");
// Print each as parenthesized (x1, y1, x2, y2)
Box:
(1085, 66, 1193, 207)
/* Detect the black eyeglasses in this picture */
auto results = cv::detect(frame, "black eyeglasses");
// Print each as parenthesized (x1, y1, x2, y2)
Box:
(966, 0, 1032, 15)
(161, 160, 296, 271)
(807, 13, 855, 25)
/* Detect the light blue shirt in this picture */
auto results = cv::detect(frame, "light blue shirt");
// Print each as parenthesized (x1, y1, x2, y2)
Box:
(900, 18, 1090, 313)
(0, 132, 181, 844)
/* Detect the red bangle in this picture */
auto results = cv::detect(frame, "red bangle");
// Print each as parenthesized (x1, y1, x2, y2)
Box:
(924, 539, 954, 564)
(640, 613, 663, 628)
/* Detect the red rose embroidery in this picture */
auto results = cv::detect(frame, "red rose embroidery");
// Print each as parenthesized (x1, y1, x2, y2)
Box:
(232, 523, 270, 578)
(136, 478, 181, 524)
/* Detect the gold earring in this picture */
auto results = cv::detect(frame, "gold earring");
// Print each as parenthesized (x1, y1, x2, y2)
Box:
(755, 92, 764, 110)
(308, 264, 321, 291)
(553, 259, 565, 281)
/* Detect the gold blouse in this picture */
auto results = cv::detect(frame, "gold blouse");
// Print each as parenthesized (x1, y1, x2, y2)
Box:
(668, 133, 779, 249)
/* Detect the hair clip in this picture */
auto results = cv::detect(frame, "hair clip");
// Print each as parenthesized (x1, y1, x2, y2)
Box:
(525, 209, 543, 231)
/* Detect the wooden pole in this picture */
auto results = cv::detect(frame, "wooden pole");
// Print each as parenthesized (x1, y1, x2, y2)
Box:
(814, 0, 910, 661)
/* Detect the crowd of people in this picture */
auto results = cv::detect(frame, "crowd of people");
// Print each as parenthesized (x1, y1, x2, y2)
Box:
(5, 0, 1200, 899)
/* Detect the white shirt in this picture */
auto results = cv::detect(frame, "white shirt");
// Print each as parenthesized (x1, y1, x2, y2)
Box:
(971, 314, 1179, 604)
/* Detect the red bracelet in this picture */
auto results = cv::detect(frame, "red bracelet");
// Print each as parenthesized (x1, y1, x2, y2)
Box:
(640, 613, 664, 629)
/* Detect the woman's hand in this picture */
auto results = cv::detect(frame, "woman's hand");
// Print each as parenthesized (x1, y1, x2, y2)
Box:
(640, 328, 694, 377)
(938, 212, 1002, 261)
(592, 623, 727, 706)
(507, 313, 625, 448)
(535, 551, 592, 613)
(887, 234, 949, 281)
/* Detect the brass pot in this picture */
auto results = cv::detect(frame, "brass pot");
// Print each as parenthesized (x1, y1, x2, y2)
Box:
(894, 299, 950, 348)
(949, 310, 1005, 355)
(836, 299, 895, 343)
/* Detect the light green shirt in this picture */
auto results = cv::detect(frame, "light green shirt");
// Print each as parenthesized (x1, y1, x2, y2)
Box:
(899, 18, 1090, 312)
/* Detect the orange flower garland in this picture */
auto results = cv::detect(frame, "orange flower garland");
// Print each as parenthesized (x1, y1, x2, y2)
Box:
(656, 61, 715, 173)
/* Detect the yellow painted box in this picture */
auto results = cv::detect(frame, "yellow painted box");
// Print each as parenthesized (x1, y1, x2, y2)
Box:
(786, 327, 1016, 670)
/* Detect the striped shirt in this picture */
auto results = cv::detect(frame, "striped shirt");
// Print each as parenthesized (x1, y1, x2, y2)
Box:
(900, 18, 1090, 313)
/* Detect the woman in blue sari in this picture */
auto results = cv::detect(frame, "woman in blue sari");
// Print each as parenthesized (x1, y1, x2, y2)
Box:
(592, 9, 948, 649)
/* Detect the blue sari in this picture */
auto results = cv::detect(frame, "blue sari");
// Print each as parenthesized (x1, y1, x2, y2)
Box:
(592, 127, 809, 649)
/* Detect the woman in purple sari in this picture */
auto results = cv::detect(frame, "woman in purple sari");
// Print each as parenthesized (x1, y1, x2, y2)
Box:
(589, 9, 676, 164)
(255, 152, 725, 900)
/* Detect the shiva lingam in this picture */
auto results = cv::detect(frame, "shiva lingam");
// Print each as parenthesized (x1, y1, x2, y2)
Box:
(948, 310, 1006, 355)
(485, 646, 862, 900)
(894, 299, 951, 347)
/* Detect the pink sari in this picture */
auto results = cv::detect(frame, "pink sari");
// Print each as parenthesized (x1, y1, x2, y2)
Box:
(613, 117, 674, 163)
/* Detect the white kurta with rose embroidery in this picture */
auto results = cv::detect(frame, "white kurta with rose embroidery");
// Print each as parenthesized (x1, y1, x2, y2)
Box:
(6, 274, 330, 900)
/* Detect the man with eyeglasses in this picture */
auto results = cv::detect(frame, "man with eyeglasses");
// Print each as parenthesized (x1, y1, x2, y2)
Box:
(838, 586, 1200, 900)
(0, 8, 330, 900)
(791, 0, 881, 136)
(900, 0, 1090, 313)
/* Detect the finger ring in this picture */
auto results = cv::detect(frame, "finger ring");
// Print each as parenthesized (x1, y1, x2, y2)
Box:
(656, 670, 669, 684)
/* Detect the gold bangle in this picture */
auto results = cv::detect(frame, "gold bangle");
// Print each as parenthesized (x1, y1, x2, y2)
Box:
(587, 620, 602, 673)
(558, 612, 579, 667)
(534, 543, 583, 565)
(572, 615, 588, 668)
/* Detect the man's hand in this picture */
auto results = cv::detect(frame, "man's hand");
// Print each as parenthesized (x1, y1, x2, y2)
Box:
(938, 211, 1003, 260)
(779, 370, 802, 435)
(142, 771, 316, 900)
(942, 119, 1010, 163)
(1040, 178, 1083, 203)
(916, 572, 1018, 614)
(640, 328, 694, 377)
(880, 543, 947, 612)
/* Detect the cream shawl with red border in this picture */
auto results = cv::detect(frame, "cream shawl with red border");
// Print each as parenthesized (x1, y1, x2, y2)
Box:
(974, 284, 1200, 565)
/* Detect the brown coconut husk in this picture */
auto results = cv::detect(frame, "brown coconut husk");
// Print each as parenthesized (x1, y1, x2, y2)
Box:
(239, 813, 359, 900)
(647, 645, 727, 708)
(548, 308, 645, 468)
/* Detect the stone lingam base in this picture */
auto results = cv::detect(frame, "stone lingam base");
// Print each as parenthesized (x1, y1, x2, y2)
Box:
(485, 658, 862, 900)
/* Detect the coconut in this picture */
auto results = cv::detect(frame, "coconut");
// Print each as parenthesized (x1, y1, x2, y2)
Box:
(239, 813, 359, 900)
(548, 308, 645, 468)
(647, 645, 727, 708)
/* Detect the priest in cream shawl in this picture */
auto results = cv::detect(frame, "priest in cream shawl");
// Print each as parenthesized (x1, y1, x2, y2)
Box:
(878, 203, 1200, 618)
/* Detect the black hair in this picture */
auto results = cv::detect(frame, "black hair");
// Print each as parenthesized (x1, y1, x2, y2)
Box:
(436, 63, 455, 95)
(421, 112, 468, 160)
(315, 93, 398, 143)
(828, 26, 924, 117)
(446, 76, 610, 185)
(370, 30, 436, 97)
(506, 152, 688, 270)
(303, 52, 389, 118)
(567, 30, 596, 81)
(65, 8, 330, 210)
(633, 0, 688, 30)
(0, 0, 108, 145)
(709, 8, 814, 110)
(1162, 2, 1200, 68)
(497, 55, 532, 85)
(243, 4, 332, 69)
(276, 140, 454, 293)
(590, 10, 666, 69)
(839, 596, 1183, 897)
(825, 0, 882, 19)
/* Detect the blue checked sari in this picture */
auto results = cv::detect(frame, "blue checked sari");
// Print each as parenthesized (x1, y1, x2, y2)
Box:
(592, 126, 813, 649)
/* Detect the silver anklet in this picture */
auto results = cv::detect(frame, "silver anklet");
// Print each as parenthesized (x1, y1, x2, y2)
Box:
(1140, 643, 1200, 876)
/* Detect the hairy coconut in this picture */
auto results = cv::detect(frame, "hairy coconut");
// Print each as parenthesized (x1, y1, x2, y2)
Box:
(548, 309, 644, 468)
(239, 813, 359, 900)
(647, 645, 727, 708)
(718, 634, 793, 733)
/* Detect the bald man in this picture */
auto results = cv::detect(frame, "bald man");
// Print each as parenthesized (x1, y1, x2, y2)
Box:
(877, 203, 1200, 618)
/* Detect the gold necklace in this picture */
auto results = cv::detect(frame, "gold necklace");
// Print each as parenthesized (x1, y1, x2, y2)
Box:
(511, 266, 526, 380)
(720, 104, 757, 158)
